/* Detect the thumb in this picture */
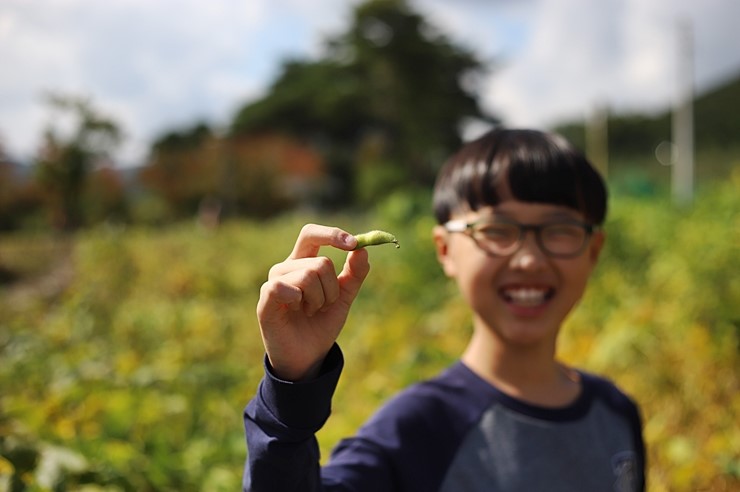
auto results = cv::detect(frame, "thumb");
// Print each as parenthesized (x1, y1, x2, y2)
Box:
(337, 248, 370, 305)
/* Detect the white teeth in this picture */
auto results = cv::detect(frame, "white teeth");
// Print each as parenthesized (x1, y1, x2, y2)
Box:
(503, 288, 548, 305)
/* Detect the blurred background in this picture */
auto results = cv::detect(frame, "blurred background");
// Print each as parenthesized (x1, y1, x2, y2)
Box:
(0, 0, 738, 490)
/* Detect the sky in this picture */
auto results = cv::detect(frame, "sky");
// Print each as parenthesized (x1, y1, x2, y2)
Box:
(1, 0, 738, 168)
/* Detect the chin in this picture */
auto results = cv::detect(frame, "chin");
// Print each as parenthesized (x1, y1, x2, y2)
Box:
(495, 319, 561, 347)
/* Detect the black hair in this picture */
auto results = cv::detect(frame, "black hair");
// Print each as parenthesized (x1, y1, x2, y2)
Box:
(432, 128, 608, 225)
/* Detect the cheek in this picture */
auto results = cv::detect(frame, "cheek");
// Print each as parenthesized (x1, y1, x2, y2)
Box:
(441, 235, 483, 277)
(453, 257, 499, 306)
(561, 262, 595, 300)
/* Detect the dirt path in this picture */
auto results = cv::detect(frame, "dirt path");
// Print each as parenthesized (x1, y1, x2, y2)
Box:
(1, 240, 75, 308)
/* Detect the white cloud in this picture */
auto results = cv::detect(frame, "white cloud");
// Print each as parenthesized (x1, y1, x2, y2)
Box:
(0, 0, 271, 164)
(480, 0, 740, 128)
(0, 0, 738, 166)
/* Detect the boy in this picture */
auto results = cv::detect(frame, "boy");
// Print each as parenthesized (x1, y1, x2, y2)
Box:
(243, 128, 646, 491)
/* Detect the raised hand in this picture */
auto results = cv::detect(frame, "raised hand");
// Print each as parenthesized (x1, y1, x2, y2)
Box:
(256, 224, 371, 381)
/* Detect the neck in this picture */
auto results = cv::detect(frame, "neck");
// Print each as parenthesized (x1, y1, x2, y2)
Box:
(461, 324, 580, 407)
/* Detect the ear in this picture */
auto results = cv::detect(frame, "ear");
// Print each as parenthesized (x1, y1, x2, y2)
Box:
(433, 225, 457, 277)
(588, 229, 605, 265)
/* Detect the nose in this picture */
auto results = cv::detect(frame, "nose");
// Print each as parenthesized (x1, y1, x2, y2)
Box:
(508, 230, 546, 270)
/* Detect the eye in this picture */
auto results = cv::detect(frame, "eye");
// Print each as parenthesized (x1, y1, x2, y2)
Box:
(475, 223, 519, 243)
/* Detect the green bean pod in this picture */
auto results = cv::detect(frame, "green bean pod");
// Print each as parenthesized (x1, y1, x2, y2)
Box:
(353, 230, 400, 249)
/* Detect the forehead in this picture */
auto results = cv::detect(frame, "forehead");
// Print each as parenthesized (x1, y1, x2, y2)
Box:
(463, 200, 586, 222)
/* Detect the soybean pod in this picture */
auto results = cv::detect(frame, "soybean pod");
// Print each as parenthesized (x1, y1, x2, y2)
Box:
(353, 230, 400, 249)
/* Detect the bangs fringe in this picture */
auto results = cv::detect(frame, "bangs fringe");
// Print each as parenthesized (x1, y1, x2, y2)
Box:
(433, 129, 607, 224)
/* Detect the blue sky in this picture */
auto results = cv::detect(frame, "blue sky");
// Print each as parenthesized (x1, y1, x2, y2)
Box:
(1, 0, 738, 167)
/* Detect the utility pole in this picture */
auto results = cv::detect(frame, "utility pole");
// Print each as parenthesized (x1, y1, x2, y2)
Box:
(672, 18, 694, 206)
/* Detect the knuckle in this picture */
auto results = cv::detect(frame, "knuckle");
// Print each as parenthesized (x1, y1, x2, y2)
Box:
(316, 256, 335, 272)
(259, 279, 280, 298)
(267, 263, 281, 279)
(299, 223, 318, 237)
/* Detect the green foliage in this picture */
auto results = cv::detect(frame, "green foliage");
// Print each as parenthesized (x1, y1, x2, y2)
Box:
(1, 175, 738, 490)
(559, 172, 740, 490)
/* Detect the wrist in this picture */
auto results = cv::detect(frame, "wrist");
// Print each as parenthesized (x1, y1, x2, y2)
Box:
(266, 345, 342, 382)
(260, 344, 344, 429)
(268, 357, 323, 382)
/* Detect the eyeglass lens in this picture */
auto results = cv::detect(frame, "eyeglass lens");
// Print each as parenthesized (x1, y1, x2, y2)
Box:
(472, 222, 588, 256)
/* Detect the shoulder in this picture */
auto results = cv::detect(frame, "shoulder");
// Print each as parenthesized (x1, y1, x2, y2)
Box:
(389, 362, 498, 417)
(326, 364, 500, 490)
(358, 362, 499, 440)
(579, 370, 642, 422)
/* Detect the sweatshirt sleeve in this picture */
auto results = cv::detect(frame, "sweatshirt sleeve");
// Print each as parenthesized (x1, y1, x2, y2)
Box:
(243, 344, 343, 492)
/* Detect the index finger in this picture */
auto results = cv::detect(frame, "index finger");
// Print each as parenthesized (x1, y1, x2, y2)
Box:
(288, 223, 358, 259)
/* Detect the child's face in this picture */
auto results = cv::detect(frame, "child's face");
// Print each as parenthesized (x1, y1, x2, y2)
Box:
(434, 200, 604, 348)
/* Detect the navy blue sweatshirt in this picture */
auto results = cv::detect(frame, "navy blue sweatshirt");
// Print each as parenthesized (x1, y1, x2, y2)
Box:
(243, 344, 645, 491)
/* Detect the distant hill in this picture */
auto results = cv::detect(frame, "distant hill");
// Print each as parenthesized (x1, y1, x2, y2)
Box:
(693, 71, 740, 147)
(555, 70, 740, 155)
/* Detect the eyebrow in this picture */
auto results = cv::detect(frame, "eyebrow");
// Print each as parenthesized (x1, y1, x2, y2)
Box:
(540, 211, 581, 221)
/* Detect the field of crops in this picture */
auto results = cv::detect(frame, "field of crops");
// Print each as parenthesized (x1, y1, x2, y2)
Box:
(1, 172, 739, 491)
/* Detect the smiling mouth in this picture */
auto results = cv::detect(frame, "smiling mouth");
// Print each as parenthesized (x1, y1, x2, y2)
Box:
(500, 286, 555, 307)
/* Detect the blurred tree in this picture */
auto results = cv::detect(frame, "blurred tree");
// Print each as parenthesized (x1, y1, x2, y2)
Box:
(139, 123, 324, 221)
(0, 167, 45, 232)
(35, 94, 123, 230)
(0, 138, 47, 231)
(232, 0, 496, 207)
(138, 122, 227, 221)
(0, 140, 16, 229)
(84, 165, 129, 224)
(224, 133, 324, 218)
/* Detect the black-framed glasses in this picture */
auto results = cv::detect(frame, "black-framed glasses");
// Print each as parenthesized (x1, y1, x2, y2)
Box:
(444, 217, 598, 258)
